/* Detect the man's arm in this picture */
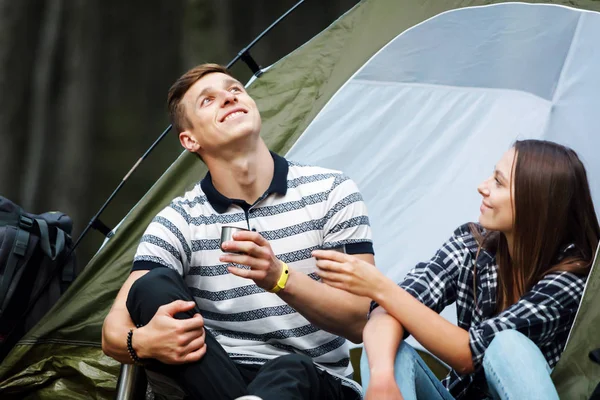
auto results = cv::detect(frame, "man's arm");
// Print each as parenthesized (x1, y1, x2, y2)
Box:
(102, 269, 206, 365)
(224, 175, 374, 342)
(102, 271, 148, 363)
(279, 253, 374, 344)
(221, 233, 372, 343)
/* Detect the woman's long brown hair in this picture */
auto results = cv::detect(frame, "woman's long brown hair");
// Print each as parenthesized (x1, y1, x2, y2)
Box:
(473, 140, 600, 313)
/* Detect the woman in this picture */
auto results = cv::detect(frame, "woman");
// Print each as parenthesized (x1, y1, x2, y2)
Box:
(313, 140, 600, 400)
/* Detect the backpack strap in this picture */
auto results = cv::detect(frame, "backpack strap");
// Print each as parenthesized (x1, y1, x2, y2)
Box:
(59, 258, 75, 292)
(0, 218, 32, 311)
(35, 218, 74, 288)
(35, 218, 65, 261)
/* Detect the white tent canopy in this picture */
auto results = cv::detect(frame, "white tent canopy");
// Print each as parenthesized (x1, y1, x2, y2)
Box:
(288, 3, 600, 331)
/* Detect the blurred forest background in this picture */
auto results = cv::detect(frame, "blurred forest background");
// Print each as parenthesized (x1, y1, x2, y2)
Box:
(0, 0, 360, 266)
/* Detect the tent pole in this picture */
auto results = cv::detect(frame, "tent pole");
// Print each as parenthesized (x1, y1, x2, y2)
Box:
(227, 0, 305, 76)
(70, 0, 306, 255)
(69, 124, 172, 255)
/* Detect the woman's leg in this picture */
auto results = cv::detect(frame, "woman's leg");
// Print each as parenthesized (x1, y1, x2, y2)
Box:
(483, 330, 559, 400)
(360, 342, 454, 400)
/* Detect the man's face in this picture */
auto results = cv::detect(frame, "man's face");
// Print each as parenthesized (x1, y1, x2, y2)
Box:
(179, 72, 261, 155)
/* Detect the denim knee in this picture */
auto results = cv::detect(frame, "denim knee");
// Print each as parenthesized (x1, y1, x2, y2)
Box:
(482, 330, 557, 400)
(483, 330, 551, 374)
(395, 342, 421, 365)
(484, 330, 534, 364)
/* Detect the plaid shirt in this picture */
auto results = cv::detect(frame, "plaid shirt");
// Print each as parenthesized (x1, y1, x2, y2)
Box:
(370, 223, 586, 399)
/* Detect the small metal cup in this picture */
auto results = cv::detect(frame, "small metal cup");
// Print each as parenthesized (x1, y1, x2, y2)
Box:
(220, 226, 249, 253)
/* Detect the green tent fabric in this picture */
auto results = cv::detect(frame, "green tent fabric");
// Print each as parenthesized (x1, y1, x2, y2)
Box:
(2, 0, 600, 398)
(552, 244, 600, 398)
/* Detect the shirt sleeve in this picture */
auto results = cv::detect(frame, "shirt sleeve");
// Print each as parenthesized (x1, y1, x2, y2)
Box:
(321, 174, 373, 255)
(468, 271, 585, 369)
(132, 203, 193, 276)
(369, 224, 473, 317)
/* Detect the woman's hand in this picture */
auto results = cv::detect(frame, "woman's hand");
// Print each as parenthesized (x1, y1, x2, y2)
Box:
(312, 250, 386, 299)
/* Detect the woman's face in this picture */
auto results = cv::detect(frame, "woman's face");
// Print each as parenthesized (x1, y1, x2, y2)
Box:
(478, 148, 516, 234)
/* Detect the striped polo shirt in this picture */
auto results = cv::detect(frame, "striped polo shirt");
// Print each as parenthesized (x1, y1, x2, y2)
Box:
(133, 152, 373, 391)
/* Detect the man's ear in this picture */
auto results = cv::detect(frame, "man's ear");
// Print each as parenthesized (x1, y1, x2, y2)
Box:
(179, 130, 201, 153)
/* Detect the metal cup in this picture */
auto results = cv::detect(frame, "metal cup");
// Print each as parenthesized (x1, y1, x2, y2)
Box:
(220, 226, 249, 253)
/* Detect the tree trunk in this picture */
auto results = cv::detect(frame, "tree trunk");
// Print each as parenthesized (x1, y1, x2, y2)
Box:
(20, 0, 63, 211)
(50, 0, 100, 238)
(0, 0, 43, 202)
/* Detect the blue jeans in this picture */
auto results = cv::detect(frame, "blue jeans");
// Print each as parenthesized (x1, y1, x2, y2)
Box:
(360, 330, 559, 400)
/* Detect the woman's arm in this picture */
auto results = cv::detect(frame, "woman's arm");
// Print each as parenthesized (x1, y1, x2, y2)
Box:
(363, 306, 405, 377)
(468, 271, 585, 369)
(362, 307, 405, 400)
(375, 280, 474, 374)
(313, 226, 475, 373)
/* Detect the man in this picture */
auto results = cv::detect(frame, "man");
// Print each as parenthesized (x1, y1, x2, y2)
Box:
(102, 63, 375, 400)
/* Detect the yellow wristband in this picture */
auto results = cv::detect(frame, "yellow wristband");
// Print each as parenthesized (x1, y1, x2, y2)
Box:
(269, 262, 289, 293)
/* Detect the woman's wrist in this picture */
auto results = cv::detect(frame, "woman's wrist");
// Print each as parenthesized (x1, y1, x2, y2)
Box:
(372, 277, 395, 308)
(369, 364, 396, 379)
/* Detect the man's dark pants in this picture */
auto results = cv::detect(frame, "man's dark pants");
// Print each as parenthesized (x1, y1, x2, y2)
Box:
(126, 268, 360, 400)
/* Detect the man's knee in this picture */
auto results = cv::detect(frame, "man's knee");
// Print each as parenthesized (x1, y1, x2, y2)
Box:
(271, 354, 314, 368)
(265, 354, 317, 377)
(129, 267, 182, 297)
(126, 267, 190, 317)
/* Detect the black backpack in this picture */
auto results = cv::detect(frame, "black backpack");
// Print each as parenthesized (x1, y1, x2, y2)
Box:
(0, 196, 78, 361)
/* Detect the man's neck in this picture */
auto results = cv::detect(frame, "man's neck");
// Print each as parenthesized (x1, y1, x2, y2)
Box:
(204, 140, 274, 205)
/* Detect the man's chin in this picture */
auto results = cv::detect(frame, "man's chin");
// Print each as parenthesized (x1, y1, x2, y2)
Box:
(226, 122, 259, 135)
(214, 129, 261, 150)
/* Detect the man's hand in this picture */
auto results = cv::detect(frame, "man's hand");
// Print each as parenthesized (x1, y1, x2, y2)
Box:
(219, 230, 283, 291)
(365, 372, 404, 400)
(135, 300, 206, 364)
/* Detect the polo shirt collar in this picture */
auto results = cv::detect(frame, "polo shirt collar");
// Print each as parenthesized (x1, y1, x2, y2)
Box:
(201, 151, 289, 214)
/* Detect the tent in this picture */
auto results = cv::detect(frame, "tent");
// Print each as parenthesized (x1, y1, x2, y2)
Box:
(1, 0, 600, 398)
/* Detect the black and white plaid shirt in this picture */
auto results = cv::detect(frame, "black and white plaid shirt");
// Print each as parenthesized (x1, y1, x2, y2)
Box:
(370, 223, 586, 399)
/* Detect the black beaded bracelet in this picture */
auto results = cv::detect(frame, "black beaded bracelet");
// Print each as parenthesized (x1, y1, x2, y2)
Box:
(127, 327, 145, 365)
